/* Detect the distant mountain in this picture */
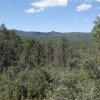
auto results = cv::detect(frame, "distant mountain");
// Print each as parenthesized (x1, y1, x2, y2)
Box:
(13, 30, 91, 45)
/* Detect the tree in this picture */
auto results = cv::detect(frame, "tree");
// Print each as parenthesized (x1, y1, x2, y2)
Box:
(92, 16, 100, 49)
(54, 36, 69, 67)
(45, 41, 54, 64)
(19, 39, 46, 69)
(0, 24, 22, 72)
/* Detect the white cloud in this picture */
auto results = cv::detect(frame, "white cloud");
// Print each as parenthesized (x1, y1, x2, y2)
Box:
(98, 14, 100, 17)
(31, 0, 69, 8)
(25, 0, 96, 14)
(96, 0, 100, 2)
(25, 0, 69, 14)
(24, 8, 44, 13)
(76, 4, 92, 12)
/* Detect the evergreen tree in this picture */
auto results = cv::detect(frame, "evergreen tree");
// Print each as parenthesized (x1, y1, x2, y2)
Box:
(19, 39, 46, 69)
(45, 41, 54, 64)
(0, 24, 22, 72)
(54, 36, 69, 67)
(92, 16, 100, 49)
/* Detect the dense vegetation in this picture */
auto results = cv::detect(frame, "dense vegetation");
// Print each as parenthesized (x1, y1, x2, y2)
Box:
(0, 17, 100, 100)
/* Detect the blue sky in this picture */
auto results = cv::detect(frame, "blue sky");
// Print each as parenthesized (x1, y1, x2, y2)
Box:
(0, 0, 100, 32)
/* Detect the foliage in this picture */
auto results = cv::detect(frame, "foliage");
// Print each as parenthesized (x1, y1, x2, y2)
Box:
(0, 20, 100, 100)
(92, 16, 100, 49)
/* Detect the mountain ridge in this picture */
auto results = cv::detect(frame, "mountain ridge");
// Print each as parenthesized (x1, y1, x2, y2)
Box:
(11, 30, 91, 45)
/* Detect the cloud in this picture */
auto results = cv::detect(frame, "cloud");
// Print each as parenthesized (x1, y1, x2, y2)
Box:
(31, 0, 69, 8)
(76, 4, 92, 11)
(24, 8, 44, 13)
(98, 14, 100, 17)
(25, 0, 69, 14)
(25, 0, 96, 14)
(96, 0, 100, 2)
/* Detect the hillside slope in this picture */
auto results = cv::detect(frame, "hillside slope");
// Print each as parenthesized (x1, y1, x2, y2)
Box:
(14, 30, 91, 45)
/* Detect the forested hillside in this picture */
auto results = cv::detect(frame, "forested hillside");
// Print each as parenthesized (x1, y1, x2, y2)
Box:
(14, 30, 91, 45)
(0, 17, 100, 100)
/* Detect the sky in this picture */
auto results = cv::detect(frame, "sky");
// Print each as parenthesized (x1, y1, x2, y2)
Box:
(0, 0, 100, 32)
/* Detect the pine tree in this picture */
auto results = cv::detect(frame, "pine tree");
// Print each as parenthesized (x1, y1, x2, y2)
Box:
(54, 36, 69, 67)
(92, 16, 100, 49)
